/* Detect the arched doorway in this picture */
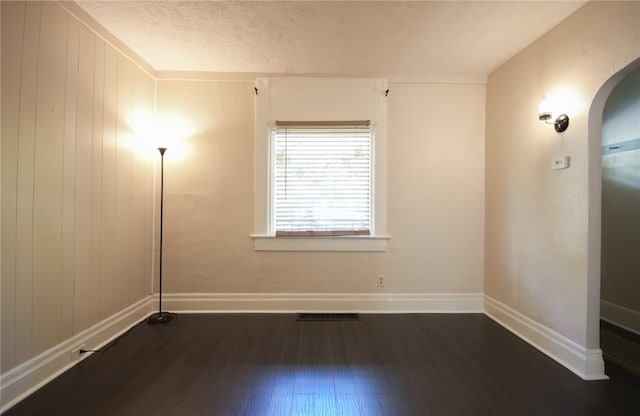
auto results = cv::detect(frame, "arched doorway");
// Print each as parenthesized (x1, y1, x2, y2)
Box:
(586, 57, 640, 375)
(599, 67, 640, 375)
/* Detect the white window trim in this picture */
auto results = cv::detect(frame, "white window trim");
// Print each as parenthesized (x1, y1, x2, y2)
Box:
(252, 77, 389, 252)
(251, 235, 390, 252)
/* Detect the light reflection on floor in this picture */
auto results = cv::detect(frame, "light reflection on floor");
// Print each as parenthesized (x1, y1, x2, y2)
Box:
(233, 364, 389, 415)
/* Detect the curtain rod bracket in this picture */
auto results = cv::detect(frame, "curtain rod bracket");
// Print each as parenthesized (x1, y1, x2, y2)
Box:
(254, 87, 258, 95)
(385, 89, 389, 97)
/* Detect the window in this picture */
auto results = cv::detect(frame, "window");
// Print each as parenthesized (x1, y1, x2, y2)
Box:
(272, 121, 372, 236)
(253, 77, 389, 251)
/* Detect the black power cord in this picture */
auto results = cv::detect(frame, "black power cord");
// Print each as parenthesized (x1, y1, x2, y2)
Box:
(78, 316, 153, 355)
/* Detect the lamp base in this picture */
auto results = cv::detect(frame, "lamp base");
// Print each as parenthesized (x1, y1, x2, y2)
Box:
(146, 312, 176, 325)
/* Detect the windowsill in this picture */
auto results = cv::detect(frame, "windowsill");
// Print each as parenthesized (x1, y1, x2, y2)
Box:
(251, 235, 390, 252)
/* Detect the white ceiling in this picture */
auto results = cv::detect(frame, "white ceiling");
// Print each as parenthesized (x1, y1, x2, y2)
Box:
(76, 1, 586, 75)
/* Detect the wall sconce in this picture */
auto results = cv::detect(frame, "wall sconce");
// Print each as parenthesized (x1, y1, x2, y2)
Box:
(538, 91, 577, 133)
(539, 112, 569, 133)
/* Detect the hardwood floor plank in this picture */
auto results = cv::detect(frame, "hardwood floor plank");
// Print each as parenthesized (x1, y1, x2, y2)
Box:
(332, 367, 357, 395)
(355, 390, 385, 416)
(266, 393, 293, 416)
(314, 392, 338, 416)
(335, 394, 359, 416)
(291, 393, 315, 416)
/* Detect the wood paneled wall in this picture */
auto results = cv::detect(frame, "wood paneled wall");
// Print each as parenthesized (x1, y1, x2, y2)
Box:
(1, 1, 155, 373)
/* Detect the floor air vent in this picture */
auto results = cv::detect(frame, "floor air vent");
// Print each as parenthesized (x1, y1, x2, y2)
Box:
(296, 313, 360, 321)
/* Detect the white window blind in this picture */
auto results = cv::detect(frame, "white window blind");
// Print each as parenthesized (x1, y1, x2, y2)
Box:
(272, 121, 372, 236)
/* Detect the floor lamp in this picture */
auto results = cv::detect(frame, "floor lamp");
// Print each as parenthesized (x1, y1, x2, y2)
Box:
(147, 147, 176, 324)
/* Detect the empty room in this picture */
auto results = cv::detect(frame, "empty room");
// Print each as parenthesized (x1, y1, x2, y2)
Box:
(1, 1, 639, 415)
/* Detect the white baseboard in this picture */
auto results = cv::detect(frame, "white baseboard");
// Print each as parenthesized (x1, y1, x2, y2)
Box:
(0, 297, 154, 414)
(484, 295, 608, 381)
(162, 292, 485, 314)
(601, 300, 640, 336)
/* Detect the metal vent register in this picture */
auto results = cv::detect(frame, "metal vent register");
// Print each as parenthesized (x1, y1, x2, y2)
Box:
(296, 313, 361, 321)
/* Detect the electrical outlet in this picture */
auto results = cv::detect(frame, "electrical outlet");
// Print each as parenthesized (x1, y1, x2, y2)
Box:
(377, 274, 385, 287)
(70, 344, 86, 361)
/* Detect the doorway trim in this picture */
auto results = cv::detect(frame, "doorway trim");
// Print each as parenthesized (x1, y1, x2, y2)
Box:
(586, 58, 640, 366)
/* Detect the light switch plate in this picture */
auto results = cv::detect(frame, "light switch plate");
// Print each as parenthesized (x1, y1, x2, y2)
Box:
(552, 156, 570, 170)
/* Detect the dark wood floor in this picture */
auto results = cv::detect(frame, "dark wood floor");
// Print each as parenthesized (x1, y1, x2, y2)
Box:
(5, 314, 640, 415)
(600, 320, 640, 377)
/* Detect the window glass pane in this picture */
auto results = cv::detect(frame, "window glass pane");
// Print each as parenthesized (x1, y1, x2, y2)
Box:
(272, 125, 372, 236)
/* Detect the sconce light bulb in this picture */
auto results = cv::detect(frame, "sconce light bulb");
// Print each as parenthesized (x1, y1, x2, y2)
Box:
(554, 114, 569, 133)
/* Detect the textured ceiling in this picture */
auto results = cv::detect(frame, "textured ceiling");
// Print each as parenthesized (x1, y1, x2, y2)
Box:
(76, 1, 586, 75)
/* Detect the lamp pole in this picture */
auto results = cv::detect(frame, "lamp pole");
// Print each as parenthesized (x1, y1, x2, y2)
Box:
(147, 147, 176, 324)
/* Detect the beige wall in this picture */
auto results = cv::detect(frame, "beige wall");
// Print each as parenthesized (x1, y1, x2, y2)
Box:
(156, 79, 485, 295)
(485, 1, 640, 347)
(1, 1, 155, 373)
